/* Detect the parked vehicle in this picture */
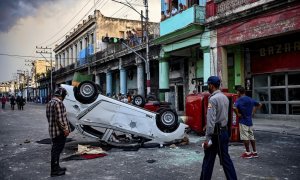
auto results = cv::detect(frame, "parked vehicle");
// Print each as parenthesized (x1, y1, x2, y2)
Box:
(185, 92, 240, 142)
(61, 81, 187, 147)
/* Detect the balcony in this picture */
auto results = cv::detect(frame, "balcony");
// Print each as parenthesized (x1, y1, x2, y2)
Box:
(156, 5, 205, 45)
(160, 5, 205, 36)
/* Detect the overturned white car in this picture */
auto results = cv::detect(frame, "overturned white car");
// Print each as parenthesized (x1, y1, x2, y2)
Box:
(61, 81, 187, 147)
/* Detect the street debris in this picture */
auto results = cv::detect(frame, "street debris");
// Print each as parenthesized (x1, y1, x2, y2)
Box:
(76, 144, 106, 155)
(63, 144, 107, 161)
(24, 139, 30, 143)
(178, 135, 189, 145)
(169, 144, 177, 148)
(146, 159, 156, 163)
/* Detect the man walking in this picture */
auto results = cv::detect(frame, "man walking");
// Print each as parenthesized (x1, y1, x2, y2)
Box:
(200, 76, 237, 180)
(46, 87, 71, 177)
(234, 86, 262, 159)
(10, 96, 16, 110)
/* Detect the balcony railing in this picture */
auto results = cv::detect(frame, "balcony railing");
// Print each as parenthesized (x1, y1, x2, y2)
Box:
(160, 5, 205, 36)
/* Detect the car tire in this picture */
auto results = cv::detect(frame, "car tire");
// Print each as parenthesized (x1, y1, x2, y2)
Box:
(74, 81, 98, 104)
(132, 95, 145, 107)
(156, 108, 179, 133)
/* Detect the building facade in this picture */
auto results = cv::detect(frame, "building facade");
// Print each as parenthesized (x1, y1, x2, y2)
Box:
(53, 10, 160, 99)
(206, 0, 300, 118)
(156, 0, 207, 114)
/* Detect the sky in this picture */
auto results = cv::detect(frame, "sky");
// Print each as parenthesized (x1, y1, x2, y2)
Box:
(0, 0, 160, 82)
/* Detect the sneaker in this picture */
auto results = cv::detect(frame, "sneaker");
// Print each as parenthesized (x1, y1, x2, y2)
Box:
(251, 152, 259, 158)
(241, 152, 252, 159)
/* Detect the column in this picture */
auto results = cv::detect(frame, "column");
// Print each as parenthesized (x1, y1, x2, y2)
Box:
(106, 71, 112, 97)
(137, 60, 145, 97)
(95, 74, 100, 85)
(55, 55, 58, 70)
(73, 44, 77, 67)
(59, 54, 62, 68)
(218, 47, 228, 90)
(70, 47, 73, 65)
(66, 49, 69, 66)
(202, 47, 211, 83)
(63, 52, 66, 67)
(159, 58, 169, 101)
(234, 46, 244, 87)
(78, 41, 81, 66)
(120, 68, 127, 95)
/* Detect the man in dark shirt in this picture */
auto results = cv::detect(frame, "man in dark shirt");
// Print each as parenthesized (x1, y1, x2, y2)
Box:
(234, 86, 262, 159)
(46, 87, 71, 177)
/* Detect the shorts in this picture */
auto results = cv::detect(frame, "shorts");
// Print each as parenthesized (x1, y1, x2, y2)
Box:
(239, 124, 255, 140)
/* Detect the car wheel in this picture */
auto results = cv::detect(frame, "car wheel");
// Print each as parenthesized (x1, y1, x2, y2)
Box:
(74, 81, 98, 104)
(156, 109, 179, 133)
(132, 95, 145, 107)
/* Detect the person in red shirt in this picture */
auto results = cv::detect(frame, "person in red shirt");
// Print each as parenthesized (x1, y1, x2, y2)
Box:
(1, 95, 7, 109)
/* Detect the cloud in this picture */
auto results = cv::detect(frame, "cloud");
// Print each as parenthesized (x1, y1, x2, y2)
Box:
(0, 0, 59, 32)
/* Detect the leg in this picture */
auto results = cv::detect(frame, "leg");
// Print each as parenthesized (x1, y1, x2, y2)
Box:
(51, 134, 66, 176)
(243, 140, 250, 152)
(250, 140, 256, 152)
(248, 126, 256, 152)
(200, 140, 218, 180)
(220, 131, 237, 180)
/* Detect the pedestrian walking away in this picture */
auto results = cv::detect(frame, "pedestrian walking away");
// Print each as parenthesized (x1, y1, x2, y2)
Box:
(10, 96, 16, 110)
(46, 87, 71, 177)
(233, 86, 262, 159)
(200, 76, 237, 180)
(19, 96, 26, 110)
(16, 96, 21, 110)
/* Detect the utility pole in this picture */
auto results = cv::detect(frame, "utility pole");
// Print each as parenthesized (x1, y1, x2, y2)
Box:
(36, 46, 53, 96)
(144, 0, 150, 95)
(111, 0, 151, 95)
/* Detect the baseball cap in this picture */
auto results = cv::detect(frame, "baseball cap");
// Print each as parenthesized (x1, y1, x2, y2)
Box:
(206, 76, 221, 86)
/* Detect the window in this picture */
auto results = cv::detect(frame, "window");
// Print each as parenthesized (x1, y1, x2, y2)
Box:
(91, 33, 94, 44)
(271, 89, 285, 101)
(289, 104, 300, 115)
(254, 75, 268, 87)
(253, 72, 300, 115)
(289, 88, 300, 101)
(254, 89, 268, 101)
(271, 74, 285, 86)
(288, 73, 300, 85)
(271, 104, 286, 114)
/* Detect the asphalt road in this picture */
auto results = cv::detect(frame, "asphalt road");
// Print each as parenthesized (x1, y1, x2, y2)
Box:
(0, 103, 299, 180)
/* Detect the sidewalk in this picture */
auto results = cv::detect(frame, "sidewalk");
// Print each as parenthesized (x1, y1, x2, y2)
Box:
(253, 118, 300, 136)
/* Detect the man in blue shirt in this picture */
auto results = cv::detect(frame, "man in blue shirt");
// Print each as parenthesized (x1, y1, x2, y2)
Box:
(234, 86, 262, 159)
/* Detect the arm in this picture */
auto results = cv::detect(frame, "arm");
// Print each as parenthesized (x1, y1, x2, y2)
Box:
(233, 102, 242, 118)
(205, 99, 217, 141)
(233, 107, 242, 118)
(55, 102, 70, 136)
(252, 102, 262, 115)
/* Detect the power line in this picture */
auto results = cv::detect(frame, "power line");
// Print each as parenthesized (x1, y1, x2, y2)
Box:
(38, 0, 93, 46)
(113, 0, 139, 19)
(47, 0, 102, 47)
(99, 0, 110, 10)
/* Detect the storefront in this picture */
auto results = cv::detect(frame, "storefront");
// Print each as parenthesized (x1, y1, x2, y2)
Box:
(247, 34, 300, 117)
(214, 2, 300, 118)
